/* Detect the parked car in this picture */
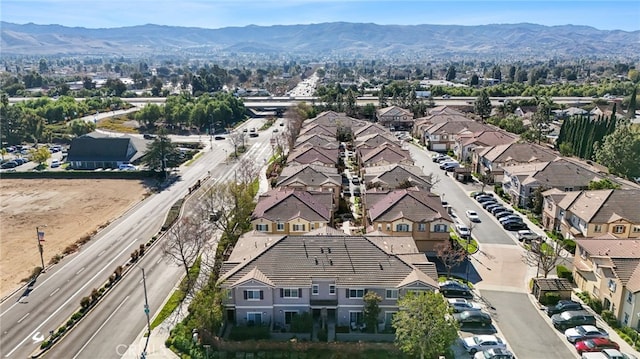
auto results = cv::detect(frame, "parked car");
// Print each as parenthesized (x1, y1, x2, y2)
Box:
(143, 133, 156, 139)
(476, 196, 495, 204)
(552, 310, 596, 330)
(447, 298, 481, 313)
(214, 135, 226, 140)
(499, 215, 522, 224)
(545, 300, 583, 317)
(485, 203, 502, 212)
(439, 160, 458, 170)
(433, 155, 452, 163)
(461, 335, 505, 354)
(474, 348, 515, 359)
(1, 161, 18, 169)
(495, 211, 515, 219)
(517, 230, 540, 242)
(503, 221, 528, 231)
(601, 349, 638, 359)
(481, 201, 498, 209)
(50, 159, 60, 168)
(455, 310, 493, 328)
(455, 223, 471, 239)
(13, 158, 27, 165)
(489, 206, 506, 215)
(118, 164, 138, 171)
(471, 191, 493, 198)
(351, 177, 360, 185)
(440, 280, 473, 299)
(466, 210, 481, 223)
(575, 338, 619, 354)
(565, 325, 609, 343)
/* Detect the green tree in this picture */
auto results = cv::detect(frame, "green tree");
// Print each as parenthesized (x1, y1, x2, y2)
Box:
(189, 284, 225, 339)
(393, 291, 459, 359)
(595, 124, 640, 180)
(474, 90, 492, 122)
(363, 291, 382, 333)
(143, 130, 180, 176)
(445, 65, 456, 81)
(135, 103, 163, 129)
(627, 86, 637, 119)
(588, 178, 621, 190)
(69, 119, 96, 137)
(29, 146, 51, 166)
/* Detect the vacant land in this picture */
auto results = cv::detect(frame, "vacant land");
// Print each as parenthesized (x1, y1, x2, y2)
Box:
(0, 179, 148, 298)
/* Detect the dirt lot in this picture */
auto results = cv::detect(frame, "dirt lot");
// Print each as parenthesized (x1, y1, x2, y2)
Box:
(0, 179, 148, 298)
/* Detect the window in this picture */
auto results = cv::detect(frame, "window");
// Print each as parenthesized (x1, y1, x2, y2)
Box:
(244, 290, 263, 301)
(284, 311, 298, 325)
(276, 222, 285, 231)
(608, 279, 617, 293)
(628, 292, 633, 304)
(594, 225, 602, 233)
(564, 187, 574, 191)
(396, 223, 410, 232)
(434, 224, 448, 233)
(633, 226, 640, 233)
(312, 284, 319, 295)
(384, 312, 396, 327)
(613, 225, 625, 234)
(417, 223, 426, 232)
(347, 288, 365, 298)
(624, 313, 630, 325)
(247, 312, 262, 325)
(292, 224, 306, 231)
(256, 224, 268, 232)
(281, 288, 300, 298)
(329, 285, 336, 295)
(386, 289, 398, 299)
(386, 224, 391, 231)
(349, 311, 363, 325)
(310, 223, 315, 230)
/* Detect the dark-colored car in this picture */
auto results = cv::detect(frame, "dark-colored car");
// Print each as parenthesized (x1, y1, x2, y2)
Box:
(476, 196, 495, 203)
(440, 280, 473, 299)
(545, 300, 583, 317)
(490, 206, 506, 215)
(484, 202, 501, 211)
(551, 310, 596, 331)
(1, 161, 18, 169)
(494, 210, 514, 218)
(575, 338, 619, 355)
(454, 310, 492, 326)
(471, 192, 493, 199)
(502, 221, 528, 231)
(143, 133, 156, 139)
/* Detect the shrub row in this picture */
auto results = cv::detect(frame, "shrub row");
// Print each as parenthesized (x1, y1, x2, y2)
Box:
(577, 291, 603, 314)
(556, 265, 574, 282)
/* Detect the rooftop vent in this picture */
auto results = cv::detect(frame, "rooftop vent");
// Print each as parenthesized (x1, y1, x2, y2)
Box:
(315, 257, 318, 265)
(329, 259, 333, 265)
(379, 262, 384, 270)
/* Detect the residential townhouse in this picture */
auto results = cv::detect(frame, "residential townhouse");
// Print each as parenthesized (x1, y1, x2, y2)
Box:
(453, 129, 518, 163)
(421, 120, 493, 152)
(353, 122, 395, 139)
(362, 163, 432, 192)
(412, 110, 471, 146)
(286, 143, 339, 167)
(473, 142, 559, 183)
(358, 143, 413, 169)
(294, 133, 340, 149)
(573, 237, 640, 329)
(542, 189, 640, 239)
(251, 188, 334, 234)
(276, 164, 342, 203)
(218, 232, 438, 330)
(375, 106, 414, 131)
(364, 187, 452, 252)
(501, 158, 605, 208)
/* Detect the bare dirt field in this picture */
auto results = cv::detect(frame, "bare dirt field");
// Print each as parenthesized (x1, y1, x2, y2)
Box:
(0, 179, 148, 298)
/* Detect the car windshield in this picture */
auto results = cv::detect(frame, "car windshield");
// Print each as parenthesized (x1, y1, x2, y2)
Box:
(584, 340, 596, 348)
(576, 326, 586, 334)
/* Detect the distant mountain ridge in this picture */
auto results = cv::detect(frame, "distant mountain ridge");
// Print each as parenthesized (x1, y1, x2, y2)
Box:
(1, 21, 638, 59)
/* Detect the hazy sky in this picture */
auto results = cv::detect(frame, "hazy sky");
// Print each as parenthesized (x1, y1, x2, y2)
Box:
(2, 0, 639, 31)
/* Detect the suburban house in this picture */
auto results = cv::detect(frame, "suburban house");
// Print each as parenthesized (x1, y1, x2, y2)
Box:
(421, 120, 493, 152)
(501, 158, 605, 208)
(353, 122, 395, 139)
(358, 143, 413, 169)
(353, 132, 401, 151)
(218, 232, 439, 331)
(276, 164, 342, 202)
(66, 132, 148, 170)
(542, 188, 640, 239)
(362, 163, 432, 192)
(364, 187, 452, 252)
(251, 188, 334, 234)
(412, 109, 471, 145)
(375, 106, 414, 130)
(473, 142, 559, 183)
(294, 133, 340, 149)
(286, 143, 339, 167)
(573, 237, 640, 329)
(303, 111, 368, 135)
(453, 130, 518, 163)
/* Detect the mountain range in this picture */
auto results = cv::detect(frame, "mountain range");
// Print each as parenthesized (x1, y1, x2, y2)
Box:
(1, 21, 639, 60)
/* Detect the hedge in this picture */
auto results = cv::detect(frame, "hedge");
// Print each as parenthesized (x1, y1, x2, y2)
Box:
(556, 265, 574, 283)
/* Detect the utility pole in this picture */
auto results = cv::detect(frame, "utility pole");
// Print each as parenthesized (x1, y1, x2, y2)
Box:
(36, 225, 46, 273)
(140, 268, 151, 359)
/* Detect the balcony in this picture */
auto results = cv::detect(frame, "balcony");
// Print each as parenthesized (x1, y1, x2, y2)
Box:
(310, 299, 338, 307)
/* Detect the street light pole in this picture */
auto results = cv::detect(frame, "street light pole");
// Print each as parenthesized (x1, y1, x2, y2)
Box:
(140, 268, 151, 359)
(36, 225, 46, 273)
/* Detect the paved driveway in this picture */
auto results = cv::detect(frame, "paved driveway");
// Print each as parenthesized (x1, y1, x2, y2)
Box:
(479, 290, 578, 359)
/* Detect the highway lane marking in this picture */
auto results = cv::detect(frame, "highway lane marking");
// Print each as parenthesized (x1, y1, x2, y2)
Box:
(71, 295, 130, 359)
(3, 238, 139, 358)
(97, 249, 106, 257)
(16, 313, 29, 324)
(75, 267, 85, 275)
(49, 288, 59, 297)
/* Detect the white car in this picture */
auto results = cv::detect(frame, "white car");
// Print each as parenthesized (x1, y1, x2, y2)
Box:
(455, 223, 471, 239)
(447, 298, 481, 313)
(517, 230, 540, 242)
(466, 210, 480, 222)
(462, 335, 506, 354)
(118, 164, 138, 171)
(564, 325, 609, 343)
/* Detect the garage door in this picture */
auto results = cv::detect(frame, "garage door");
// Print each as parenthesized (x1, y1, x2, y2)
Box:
(431, 143, 447, 151)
